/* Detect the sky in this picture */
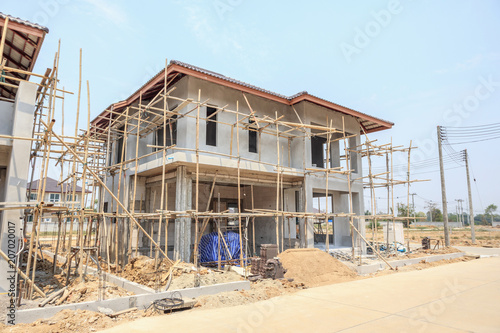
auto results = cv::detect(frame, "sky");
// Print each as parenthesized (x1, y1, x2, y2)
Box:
(3, 0, 500, 215)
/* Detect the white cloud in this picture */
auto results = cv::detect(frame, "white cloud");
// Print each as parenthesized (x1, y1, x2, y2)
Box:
(82, 0, 128, 26)
(434, 52, 500, 75)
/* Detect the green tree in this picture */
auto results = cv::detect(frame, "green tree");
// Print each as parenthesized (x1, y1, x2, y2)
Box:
(397, 203, 415, 227)
(485, 204, 498, 225)
(427, 208, 443, 222)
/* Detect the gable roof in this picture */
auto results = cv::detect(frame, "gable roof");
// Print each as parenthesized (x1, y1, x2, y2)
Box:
(0, 13, 48, 100)
(91, 60, 393, 134)
(27, 177, 91, 193)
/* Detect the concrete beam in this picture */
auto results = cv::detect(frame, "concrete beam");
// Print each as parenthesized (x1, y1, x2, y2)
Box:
(13, 280, 250, 324)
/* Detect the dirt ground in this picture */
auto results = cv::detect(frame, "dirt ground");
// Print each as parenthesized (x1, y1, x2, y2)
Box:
(119, 256, 243, 291)
(0, 245, 485, 333)
(366, 225, 500, 248)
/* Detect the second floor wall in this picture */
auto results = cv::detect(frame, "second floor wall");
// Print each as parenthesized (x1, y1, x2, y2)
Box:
(107, 75, 363, 176)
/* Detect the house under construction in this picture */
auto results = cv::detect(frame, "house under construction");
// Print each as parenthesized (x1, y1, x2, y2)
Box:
(90, 60, 394, 267)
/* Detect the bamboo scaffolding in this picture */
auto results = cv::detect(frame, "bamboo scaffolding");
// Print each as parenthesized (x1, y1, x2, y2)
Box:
(8, 49, 432, 300)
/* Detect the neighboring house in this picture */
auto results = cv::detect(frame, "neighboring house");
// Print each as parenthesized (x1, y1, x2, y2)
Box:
(26, 177, 89, 223)
(91, 60, 393, 263)
(0, 13, 48, 293)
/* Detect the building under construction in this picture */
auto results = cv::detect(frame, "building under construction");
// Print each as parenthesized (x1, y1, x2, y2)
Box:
(0, 12, 424, 299)
(89, 60, 394, 268)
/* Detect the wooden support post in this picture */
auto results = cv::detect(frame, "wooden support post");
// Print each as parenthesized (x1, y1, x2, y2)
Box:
(275, 112, 280, 252)
(0, 17, 9, 63)
(325, 119, 332, 253)
(251, 185, 255, 255)
(236, 101, 243, 266)
(53, 215, 62, 274)
(194, 89, 200, 266)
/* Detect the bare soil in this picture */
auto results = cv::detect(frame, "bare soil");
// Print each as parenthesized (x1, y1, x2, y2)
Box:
(278, 248, 359, 287)
(366, 225, 500, 248)
(119, 256, 243, 291)
(2, 245, 483, 333)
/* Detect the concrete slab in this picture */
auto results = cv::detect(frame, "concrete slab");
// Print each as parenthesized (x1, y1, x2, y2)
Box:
(454, 246, 500, 257)
(340, 315, 465, 333)
(353, 252, 466, 275)
(100, 257, 500, 333)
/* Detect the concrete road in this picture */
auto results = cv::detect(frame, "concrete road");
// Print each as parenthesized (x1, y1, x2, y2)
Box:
(455, 246, 500, 257)
(101, 256, 500, 333)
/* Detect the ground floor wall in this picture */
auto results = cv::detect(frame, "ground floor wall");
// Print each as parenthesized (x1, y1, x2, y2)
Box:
(99, 165, 366, 266)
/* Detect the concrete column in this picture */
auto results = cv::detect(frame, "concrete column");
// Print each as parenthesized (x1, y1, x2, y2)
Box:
(334, 192, 351, 247)
(298, 186, 306, 248)
(174, 166, 192, 262)
(0, 82, 37, 293)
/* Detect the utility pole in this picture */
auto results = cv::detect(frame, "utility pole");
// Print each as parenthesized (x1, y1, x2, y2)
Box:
(426, 201, 437, 223)
(454, 199, 464, 226)
(437, 126, 450, 247)
(410, 193, 417, 224)
(464, 149, 476, 243)
(458, 199, 464, 227)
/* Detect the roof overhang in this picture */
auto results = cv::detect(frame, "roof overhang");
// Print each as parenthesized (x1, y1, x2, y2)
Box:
(91, 61, 393, 134)
(0, 13, 48, 100)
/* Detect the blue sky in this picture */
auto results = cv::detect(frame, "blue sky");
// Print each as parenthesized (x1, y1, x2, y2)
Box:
(4, 0, 500, 215)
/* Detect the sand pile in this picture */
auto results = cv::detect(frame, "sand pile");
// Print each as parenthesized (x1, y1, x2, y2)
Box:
(278, 248, 358, 287)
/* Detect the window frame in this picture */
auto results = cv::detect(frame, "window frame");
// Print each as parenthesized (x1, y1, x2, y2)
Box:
(248, 119, 258, 153)
(49, 193, 60, 203)
(206, 106, 217, 147)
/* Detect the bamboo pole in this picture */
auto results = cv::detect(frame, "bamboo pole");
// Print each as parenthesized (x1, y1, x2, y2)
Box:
(325, 119, 332, 253)
(194, 89, 201, 266)
(236, 101, 243, 266)
(77, 80, 91, 278)
(251, 185, 255, 255)
(0, 250, 46, 298)
(275, 112, 280, 252)
(129, 93, 142, 260)
(39, 119, 173, 263)
(0, 17, 9, 63)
